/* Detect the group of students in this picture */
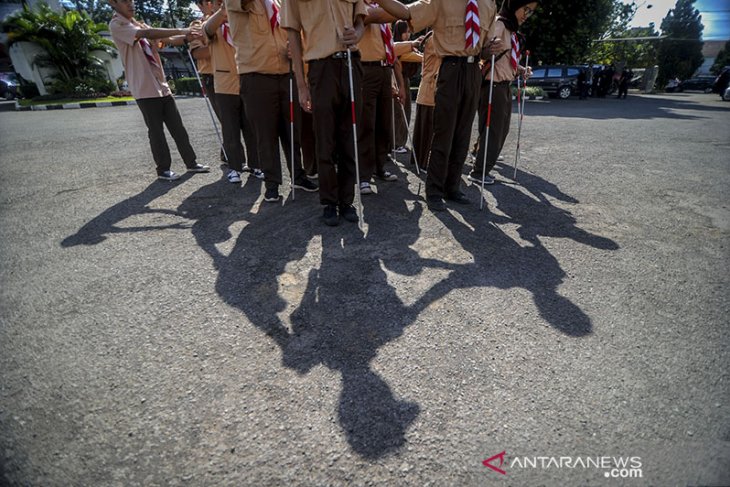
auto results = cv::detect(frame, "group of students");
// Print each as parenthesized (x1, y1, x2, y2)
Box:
(108, 0, 538, 226)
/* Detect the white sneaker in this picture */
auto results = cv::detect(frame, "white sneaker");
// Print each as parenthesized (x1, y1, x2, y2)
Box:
(227, 169, 241, 183)
(252, 169, 265, 179)
(376, 171, 398, 182)
(158, 170, 180, 181)
(395, 146, 408, 154)
(360, 181, 373, 195)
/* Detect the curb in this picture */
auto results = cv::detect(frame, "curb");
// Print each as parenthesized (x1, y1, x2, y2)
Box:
(15, 99, 137, 111)
(512, 95, 544, 101)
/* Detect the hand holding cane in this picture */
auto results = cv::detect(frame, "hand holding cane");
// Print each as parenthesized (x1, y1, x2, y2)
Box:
(479, 52, 496, 211)
(513, 50, 529, 180)
(346, 47, 364, 230)
(186, 48, 227, 162)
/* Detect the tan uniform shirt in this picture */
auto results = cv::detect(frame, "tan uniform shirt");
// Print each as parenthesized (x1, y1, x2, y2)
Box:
(485, 21, 515, 82)
(359, 21, 387, 62)
(280, 0, 368, 61)
(226, 0, 290, 75)
(109, 13, 171, 99)
(204, 21, 240, 94)
(408, 0, 496, 58)
(416, 36, 440, 106)
(189, 18, 213, 75)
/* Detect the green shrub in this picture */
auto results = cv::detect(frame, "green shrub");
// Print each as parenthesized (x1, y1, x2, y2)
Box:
(173, 77, 202, 95)
(48, 77, 115, 98)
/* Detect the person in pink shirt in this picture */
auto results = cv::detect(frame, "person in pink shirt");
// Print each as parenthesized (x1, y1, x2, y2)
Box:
(109, 0, 209, 181)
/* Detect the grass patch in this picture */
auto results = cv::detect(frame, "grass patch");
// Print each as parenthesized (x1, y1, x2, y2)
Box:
(18, 96, 135, 107)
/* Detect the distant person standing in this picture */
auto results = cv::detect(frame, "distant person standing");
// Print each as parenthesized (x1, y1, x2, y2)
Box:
(617, 67, 631, 99)
(577, 68, 587, 100)
(108, 0, 210, 180)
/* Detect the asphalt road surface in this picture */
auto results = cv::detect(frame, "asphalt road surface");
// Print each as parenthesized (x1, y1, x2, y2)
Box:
(1, 92, 729, 486)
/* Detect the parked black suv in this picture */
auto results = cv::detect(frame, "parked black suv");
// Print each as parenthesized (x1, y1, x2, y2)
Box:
(529, 65, 584, 99)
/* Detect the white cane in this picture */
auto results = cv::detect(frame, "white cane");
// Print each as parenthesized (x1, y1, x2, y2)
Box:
(289, 60, 296, 201)
(513, 50, 529, 180)
(398, 102, 423, 193)
(479, 53, 496, 211)
(186, 48, 227, 162)
(346, 47, 364, 230)
(391, 92, 397, 163)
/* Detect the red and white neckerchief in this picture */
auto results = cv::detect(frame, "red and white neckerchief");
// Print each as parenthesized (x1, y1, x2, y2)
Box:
(220, 21, 234, 47)
(464, 0, 480, 50)
(138, 38, 160, 68)
(369, 3, 395, 65)
(510, 31, 521, 72)
(263, 0, 280, 33)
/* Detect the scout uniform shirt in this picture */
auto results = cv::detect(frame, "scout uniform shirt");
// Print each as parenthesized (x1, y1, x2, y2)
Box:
(205, 19, 240, 94)
(280, 0, 368, 61)
(225, 0, 289, 75)
(109, 13, 171, 99)
(407, 0, 496, 58)
(485, 20, 516, 83)
(415, 36, 441, 107)
(189, 18, 213, 75)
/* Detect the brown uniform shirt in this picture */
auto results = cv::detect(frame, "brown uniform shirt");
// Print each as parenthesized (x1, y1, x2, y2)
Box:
(408, 0, 496, 58)
(204, 20, 240, 94)
(415, 36, 441, 107)
(109, 13, 171, 99)
(226, 0, 290, 75)
(485, 21, 515, 82)
(189, 18, 213, 75)
(359, 20, 388, 62)
(280, 0, 368, 61)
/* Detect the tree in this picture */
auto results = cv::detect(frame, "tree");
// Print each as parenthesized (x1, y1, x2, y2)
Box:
(3, 3, 117, 95)
(589, 1, 661, 68)
(656, 0, 704, 86)
(710, 40, 730, 75)
(69, 0, 197, 28)
(520, 0, 617, 65)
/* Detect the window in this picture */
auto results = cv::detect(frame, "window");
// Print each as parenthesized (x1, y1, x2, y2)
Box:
(567, 68, 580, 77)
(531, 68, 546, 79)
(547, 68, 563, 78)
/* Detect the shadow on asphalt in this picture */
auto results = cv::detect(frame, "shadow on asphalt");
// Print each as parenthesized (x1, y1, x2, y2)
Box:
(524, 93, 727, 120)
(59, 161, 618, 459)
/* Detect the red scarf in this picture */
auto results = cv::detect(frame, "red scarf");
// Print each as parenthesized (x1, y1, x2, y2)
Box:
(465, 0, 480, 49)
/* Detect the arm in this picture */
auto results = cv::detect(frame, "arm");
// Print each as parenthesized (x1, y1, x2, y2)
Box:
(287, 29, 311, 113)
(203, 4, 228, 38)
(372, 0, 410, 20)
(341, 14, 365, 47)
(393, 58, 407, 105)
(135, 27, 198, 41)
(364, 7, 399, 25)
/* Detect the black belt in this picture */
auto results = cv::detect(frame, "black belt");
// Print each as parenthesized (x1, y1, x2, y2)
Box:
(443, 55, 478, 64)
(329, 50, 360, 60)
(361, 60, 393, 67)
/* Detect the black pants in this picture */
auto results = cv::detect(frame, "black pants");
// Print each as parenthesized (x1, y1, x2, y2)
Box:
(201, 73, 221, 121)
(412, 103, 434, 170)
(215, 92, 258, 173)
(394, 75, 411, 147)
(359, 64, 393, 182)
(308, 55, 362, 206)
(136, 95, 197, 175)
(426, 59, 480, 199)
(241, 73, 306, 189)
(473, 81, 511, 176)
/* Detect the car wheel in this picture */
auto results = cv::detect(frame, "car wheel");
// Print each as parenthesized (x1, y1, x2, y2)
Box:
(4, 91, 14, 101)
(558, 86, 572, 99)
(703, 87, 713, 94)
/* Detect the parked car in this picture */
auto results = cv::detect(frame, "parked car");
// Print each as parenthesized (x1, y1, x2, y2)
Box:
(529, 65, 584, 99)
(712, 66, 730, 98)
(0, 78, 18, 100)
(723, 85, 730, 101)
(678, 76, 716, 93)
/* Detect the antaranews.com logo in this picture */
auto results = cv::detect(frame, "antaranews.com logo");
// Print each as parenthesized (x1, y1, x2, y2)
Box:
(483, 451, 643, 479)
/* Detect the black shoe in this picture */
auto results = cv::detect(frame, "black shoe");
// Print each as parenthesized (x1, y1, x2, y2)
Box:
(426, 196, 446, 212)
(186, 163, 210, 173)
(264, 187, 280, 202)
(293, 178, 318, 192)
(323, 205, 339, 226)
(445, 191, 470, 205)
(339, 204, 358, 222)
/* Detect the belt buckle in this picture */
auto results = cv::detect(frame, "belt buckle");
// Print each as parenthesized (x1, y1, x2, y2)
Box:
(467, 55, 475, 63)
(332, 51, 346, 59)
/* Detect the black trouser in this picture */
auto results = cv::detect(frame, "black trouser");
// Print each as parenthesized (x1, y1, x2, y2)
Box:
(241, 73, 306, 189)
(308, 54, 362, 206)
(300, 111, 317, 176)
(136, 95, 197, 175)
(215, 93, 251, 173)
(200, 73, 221, 121)
(412, 103, 434, 170)
(473, 81, 512, 176)
(359, 64, 393, 182)
(426, 58, 480, 199)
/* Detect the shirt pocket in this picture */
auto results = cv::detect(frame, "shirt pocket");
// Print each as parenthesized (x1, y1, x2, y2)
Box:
(443, 15, 465, 47)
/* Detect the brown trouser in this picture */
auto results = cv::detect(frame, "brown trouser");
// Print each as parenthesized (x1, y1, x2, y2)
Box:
(412, 103, 434, 171)
(426, 58, 481, 199)
(359, 63, 393, 182)
(201, 73, 221, 122)
(215, 92, 257, 173)
(308, 54, 362, 206)
(241, 73, 306, 189)
(136, 95, 197, 175)
(473, 81, 512, 176)
(300, 110, 317, 177)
